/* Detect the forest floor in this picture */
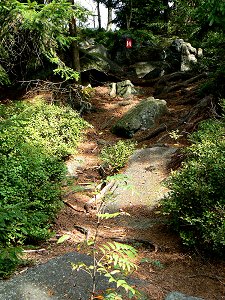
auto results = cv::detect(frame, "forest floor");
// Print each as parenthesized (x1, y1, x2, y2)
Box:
(19, 84, 225, 299)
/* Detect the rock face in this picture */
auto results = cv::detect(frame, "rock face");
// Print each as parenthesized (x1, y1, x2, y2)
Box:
(165, 292, 205, 300)
(78, 38, 203, 86)
(111, 97, 168, 137)
(110, 80, 137, 97)
(166, 39, 202, 72)
(180, 42, 197, 71)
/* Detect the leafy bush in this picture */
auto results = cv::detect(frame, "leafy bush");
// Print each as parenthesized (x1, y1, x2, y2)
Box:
(0, 99, 88, 276)
(0, 247, 23, 278)
(163, 102, 225, 254)
(0, 0, 87, 83)
(80, 28, 159, 51)
(0, 65, 10, 85)
(197, 31, 225, 97)
(100, 140, 136, 172)
(116, 29, 159, 46)
(0, 99, 88, 157)
(200, 64, 225, 98)
(0, 147, 66, 244)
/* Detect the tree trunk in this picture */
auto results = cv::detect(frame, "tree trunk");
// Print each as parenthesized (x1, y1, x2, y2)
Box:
(69, 1, 81, 82)
(126, 0, 133, 29)
(163, 0, 170, 23)
(107, 6, 113, 31)
(163, 0, 170, 33)
(96, 0, 102, 30)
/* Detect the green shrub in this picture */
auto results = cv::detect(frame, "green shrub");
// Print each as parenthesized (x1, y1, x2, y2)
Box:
(80, 28, 115, 50)
(0, 99, 89, 158)
(0, 147, 66, 244)
(0, 65, 10, 85)
(0, 247, 23, 278)
(162, 103, 225, 254)
(100, 140, 136, 172)
(116, 29, 159, 46)
(198, 31, 225, 97)
(0, 99, 88, 276)
(80, 28, 159, 51)
(198, 61, 225, 98)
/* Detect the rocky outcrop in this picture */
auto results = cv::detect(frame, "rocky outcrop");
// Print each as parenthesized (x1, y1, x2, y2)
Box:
(80, 50, 121, 74)
(111, 97, 168, 137)
(79, 38, 203, 85)
(127, 39, 202, 80)
(79, 40, 126, 85)
(166, 39, 202, 72)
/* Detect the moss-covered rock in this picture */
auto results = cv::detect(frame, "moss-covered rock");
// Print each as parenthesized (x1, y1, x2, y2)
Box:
(111, 97, 168, 137)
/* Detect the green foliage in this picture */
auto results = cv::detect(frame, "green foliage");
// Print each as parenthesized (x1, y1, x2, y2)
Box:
(47, 50, 80, 81)
(0, 0, 88, 83)
(114, 0, 168, 31)
(168, 129, 183, 142)
(80, 28, 159, 55)
(0, 99, 88, 276)
(80, 28, 116, 50)
(163, 102, 225, 254)
(199, 64, 225, 98)
(100, 140, 136, 172)
(140, 257, 164, 270)
(58, 173, 143, 298)
(71, 211, 141, 299)
(0, 99, 88, 157)
(196, 0, 225, 30)
(197, 31, 225, 97)
(156, 0, 225, 37)
(0, 65, 10, 85)
(117, 29, 159, 46)
(0, 247, 23, 278)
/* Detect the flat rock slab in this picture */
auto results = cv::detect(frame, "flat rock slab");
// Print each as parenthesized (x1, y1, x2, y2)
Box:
(106, 146, 177, 213)
(165, 291, 205, 300)
(0, 252, 106, 300)
(0, 252, 147, 300)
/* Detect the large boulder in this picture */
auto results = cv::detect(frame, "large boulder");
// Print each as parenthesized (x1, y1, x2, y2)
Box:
(111, 97, 168, 137)
(134, 61, 167, 79)
(80, 47, 125, 85)
(80, 50, 121, 73)
(78, 39, 126, 85)
(85, 44, 109, 59)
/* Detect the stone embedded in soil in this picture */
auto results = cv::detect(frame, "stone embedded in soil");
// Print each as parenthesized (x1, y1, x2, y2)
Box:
(165, 292, 205, 300)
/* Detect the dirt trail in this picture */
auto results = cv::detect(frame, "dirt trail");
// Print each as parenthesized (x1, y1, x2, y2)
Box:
(53, 86, 225, 300)
(106, 146, 177, 212)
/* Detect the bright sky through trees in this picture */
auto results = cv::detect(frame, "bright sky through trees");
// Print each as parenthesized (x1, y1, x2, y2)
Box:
(77, 0, 107, 28)
(77, 0, 115, 29)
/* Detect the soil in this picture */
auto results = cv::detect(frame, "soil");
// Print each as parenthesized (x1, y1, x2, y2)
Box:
(17, 84, 225, 299)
